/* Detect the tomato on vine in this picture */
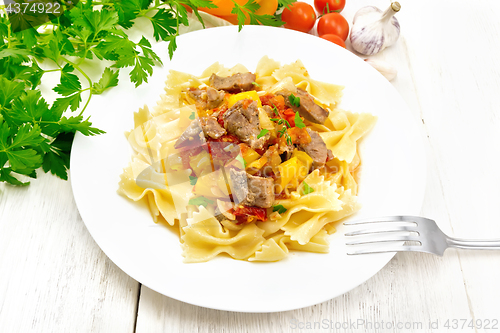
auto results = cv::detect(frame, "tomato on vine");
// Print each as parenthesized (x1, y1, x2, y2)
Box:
(281, 2, 317, 33)
(317, 12, 349, 41)
(314, 0, 346, 14)
(319, 34, 346, 48)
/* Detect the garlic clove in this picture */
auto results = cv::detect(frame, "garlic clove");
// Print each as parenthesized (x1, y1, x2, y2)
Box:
(364, 59, 398, 81)
(350, 2, 401, 56)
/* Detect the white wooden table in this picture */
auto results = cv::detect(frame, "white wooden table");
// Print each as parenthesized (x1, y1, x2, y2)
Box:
(2, 0, 500, 332)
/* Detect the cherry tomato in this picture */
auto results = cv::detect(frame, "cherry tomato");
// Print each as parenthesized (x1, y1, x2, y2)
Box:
(314, 0, 346, 14)
(319, 34, 346, 48)
(317, 12, 349, 41)
(281, 2, 317, 33)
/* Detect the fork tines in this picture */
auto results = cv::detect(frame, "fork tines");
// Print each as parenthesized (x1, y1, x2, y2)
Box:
(344, 216, 422, 255)
(343, 216, 419, 225)
(346, 245, 423, 255)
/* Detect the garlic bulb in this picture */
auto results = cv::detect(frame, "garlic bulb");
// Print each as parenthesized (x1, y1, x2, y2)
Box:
(350, 2, 401, 56)
(364, 59, 398, 81)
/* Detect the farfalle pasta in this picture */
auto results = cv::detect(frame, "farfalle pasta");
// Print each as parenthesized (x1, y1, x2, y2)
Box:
(118, 57, 376, 262)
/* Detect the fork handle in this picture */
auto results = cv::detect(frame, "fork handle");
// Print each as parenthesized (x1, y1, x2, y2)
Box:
(447, 237, 500, 250)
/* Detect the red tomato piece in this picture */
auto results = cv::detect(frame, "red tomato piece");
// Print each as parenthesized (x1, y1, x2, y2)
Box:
(281, 108, 296, 127)
(260, 94, 285, 111)
(216, 104, 228, 127)
(233, 206, 268, 224)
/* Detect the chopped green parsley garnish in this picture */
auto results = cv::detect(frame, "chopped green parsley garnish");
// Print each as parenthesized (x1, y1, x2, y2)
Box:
(257, 129, 269, 139)
(188, 196, 214, 208)
(289, 94, 301, 107)
(294, 112, 306, 129)
(189, 175, 197, 186)
(302, 182, 315, 195)
(235, 154, 247, 168)
(272, 205, 287, 214)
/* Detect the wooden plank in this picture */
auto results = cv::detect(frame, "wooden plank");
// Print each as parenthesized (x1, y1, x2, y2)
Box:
(397, 1, 500, 331)
(0, 173, 139, 332)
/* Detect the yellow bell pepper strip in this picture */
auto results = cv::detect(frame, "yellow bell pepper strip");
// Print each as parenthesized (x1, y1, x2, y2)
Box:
(227, 91, 262, 108)
(291, 150, 313, 177)
(276, 156, 304, 192)
(238, 143, 261, 165)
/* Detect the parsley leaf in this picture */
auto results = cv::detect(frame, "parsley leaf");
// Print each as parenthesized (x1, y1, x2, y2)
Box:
(0, 119, 43, 173)
(289, 93, 301, 107)
(150, 9, 177, 42)
(52, 93, 82, 113)
(166, 36, 177, 60)
(257, 129, 269, 139)
(0, 77, 25, 107)
(189, 112, 195, 120)
(272, 205, 287, 214)
(278, 0, 296, 10)
(189, 175, 198, 186)
(188, 196, 215, 208)
(108, 35, 161, 87)
(57, 116, 106, 136)
(235, 154, 247, 168)
(10, 123, 45, 149)
(302, 181, 315, 195)
(93, 67, 119, 94)
(115, 0, 153, 29)
(53, 71, 82, 96)
(14, 28, 39, 49)
(9, 90, 50, 124)
(294, 112, 305, 129)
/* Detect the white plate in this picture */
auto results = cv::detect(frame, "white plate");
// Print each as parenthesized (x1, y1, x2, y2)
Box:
(71, 26, 426, 312)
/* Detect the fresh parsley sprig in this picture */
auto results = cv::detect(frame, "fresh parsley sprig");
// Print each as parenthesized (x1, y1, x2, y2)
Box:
(270, 106, 292, 145)
(0, 0, 211, 186)
(0, 0, 292, 186)
(231, 0, 284, 32)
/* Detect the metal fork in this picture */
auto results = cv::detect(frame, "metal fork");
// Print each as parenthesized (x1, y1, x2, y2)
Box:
(344, 216, 500, 255)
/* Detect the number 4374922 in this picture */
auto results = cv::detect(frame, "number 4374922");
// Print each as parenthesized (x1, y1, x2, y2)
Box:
(5, 2, 62, 15)
(444, 319, 498, 330)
